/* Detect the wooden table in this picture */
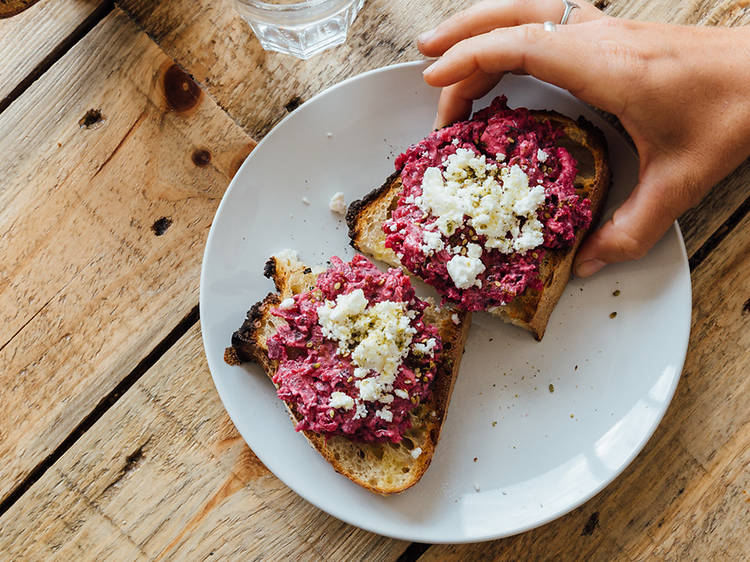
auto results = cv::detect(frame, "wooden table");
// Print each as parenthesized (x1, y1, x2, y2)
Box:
(0, 0, 748, 559)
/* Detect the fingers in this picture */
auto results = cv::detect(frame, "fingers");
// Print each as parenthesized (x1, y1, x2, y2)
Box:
(573, 175, 681, 277)
(418, 0, 602, 57)
(423, 23, 621, 113)
(434, 70, 504, 128)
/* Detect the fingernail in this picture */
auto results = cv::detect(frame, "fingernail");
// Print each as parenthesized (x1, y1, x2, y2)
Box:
(422, 61, 437, 76)
(417, 28, 436, 45)
(576, 259, 606, 278)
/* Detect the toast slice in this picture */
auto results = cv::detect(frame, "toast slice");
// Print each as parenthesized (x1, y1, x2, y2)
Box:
(227, 251, 471, 494)
(347, 110, 610, 340)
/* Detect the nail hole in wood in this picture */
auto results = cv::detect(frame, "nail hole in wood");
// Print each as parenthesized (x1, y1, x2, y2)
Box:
(152, 217, 173, 236)
(285, 96, 303, 113)
(192, 148, 211, 167)
(78, 109, 104, 129)
(581, 511, 600, 536)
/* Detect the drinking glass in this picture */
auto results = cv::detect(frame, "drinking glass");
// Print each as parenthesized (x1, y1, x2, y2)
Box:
(234, 0, 366, 59)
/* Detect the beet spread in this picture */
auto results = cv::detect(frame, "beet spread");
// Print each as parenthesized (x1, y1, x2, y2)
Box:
(266, 255, 442, 443)
(383, 96, 592, 311)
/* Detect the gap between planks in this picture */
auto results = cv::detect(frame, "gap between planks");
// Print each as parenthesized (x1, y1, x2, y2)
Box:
(0, 0, 115, 114)
(0, 305, 199, 519)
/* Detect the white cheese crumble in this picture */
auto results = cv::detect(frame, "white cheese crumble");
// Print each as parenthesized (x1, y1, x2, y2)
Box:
(446, 255, 485, 289)
(412, 338, 437, 356)
(279, 297, 295, 310)
(329, 191, 346, 214)
(537, 148, 548, 162)
(466, 242, 482, 259)
(394, 389, 409, 399)
(495, 152, 506, 162)
(451, 313, 460, 325)
(353, 401, 367, 420)
(274, 249, 299, 263)
(415, 148, 547, 271)
(375, 407, 393, 422)
(329, 392, 354, 410)
(317, 289, 417, 404)
(411, 447, 422, 459)
(421, 229, 445, 255)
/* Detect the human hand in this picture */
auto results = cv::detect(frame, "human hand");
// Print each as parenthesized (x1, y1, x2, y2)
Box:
(417, 0, 750, 276)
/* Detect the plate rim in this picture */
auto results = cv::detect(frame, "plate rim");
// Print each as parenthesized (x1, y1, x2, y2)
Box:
(199, 60, 692, 543)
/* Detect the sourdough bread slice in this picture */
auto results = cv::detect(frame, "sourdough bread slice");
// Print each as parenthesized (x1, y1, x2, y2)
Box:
(347, 111, 610, 340)
(227, 251, 471, 495)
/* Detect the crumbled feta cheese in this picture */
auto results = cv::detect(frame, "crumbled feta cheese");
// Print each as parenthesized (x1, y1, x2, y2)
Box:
(318, 289, 417, 404)
(466, 242, 482, 259)
(537, 148, 548, 162)
(451, 138, 459, 145)
(378, 394, 394, 404)
(279, 297, 295, 310)
(301, 196, 311, 205)
(417, 148, 546, 256)
(394, 389, 409, 399)
(411, 447, 422, 459)
(446, 255, 485, 289)
(421, 229, 445, 255)
(375, 407, 393, 422)
(329, 191, 346, 214)
(495, 153, 506, 162)
(329, 392, 354, 410)
(451, 313, 460, 325)
(353, 401, 368, 420)
(412, 337, 437, 356)
(274, 249, 299, 263)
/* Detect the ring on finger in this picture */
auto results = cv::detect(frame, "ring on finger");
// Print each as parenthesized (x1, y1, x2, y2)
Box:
(543, 0, 580, 31)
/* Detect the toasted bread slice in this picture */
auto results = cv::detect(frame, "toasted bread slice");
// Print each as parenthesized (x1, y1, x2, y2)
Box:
(347, 111, 610, 340)
(227, 251, 471, 494)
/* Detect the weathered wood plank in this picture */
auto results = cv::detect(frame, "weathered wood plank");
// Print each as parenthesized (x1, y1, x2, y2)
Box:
(0, 8, 254, 503)
(118, 0, 750, 261)
(419, 206, 750, 560)
(0, 323, 408, 561)
(0, 0, 109, 108)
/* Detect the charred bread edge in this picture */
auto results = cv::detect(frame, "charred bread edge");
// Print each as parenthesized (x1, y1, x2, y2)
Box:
(346, 170, 401, 250)
(229, 255, 472, 494)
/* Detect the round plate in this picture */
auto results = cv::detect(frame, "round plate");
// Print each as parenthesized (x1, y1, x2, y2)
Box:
(200, 61, 691, 543)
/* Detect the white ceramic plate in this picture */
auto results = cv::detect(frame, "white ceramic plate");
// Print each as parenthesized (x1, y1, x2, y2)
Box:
(200, 61, 691, 543)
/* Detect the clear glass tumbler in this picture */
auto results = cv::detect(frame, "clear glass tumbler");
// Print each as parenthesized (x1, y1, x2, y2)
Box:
(234, 0, 365, 59)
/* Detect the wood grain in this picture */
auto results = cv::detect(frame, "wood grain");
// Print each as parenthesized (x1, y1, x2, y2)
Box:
(117, 0, 750, 259)
(0, 8, 254, 503)
(0, 0, 108, 107)
(0, 323, 408, 561)
(419, 209, 750, 560)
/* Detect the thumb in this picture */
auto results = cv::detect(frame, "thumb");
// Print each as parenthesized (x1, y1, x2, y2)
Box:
(573, 175, 680, 277)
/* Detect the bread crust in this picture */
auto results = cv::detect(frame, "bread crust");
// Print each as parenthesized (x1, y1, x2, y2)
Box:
(347, 109, 610, 340)
(229, 253, 471, 494)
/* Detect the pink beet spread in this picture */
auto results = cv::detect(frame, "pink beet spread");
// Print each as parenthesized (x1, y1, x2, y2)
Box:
(383, 96, 592, 311)
(266, 255, 442, 443)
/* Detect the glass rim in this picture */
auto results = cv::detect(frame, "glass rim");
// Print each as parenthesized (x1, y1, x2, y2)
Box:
(235, 0, 347, 11)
